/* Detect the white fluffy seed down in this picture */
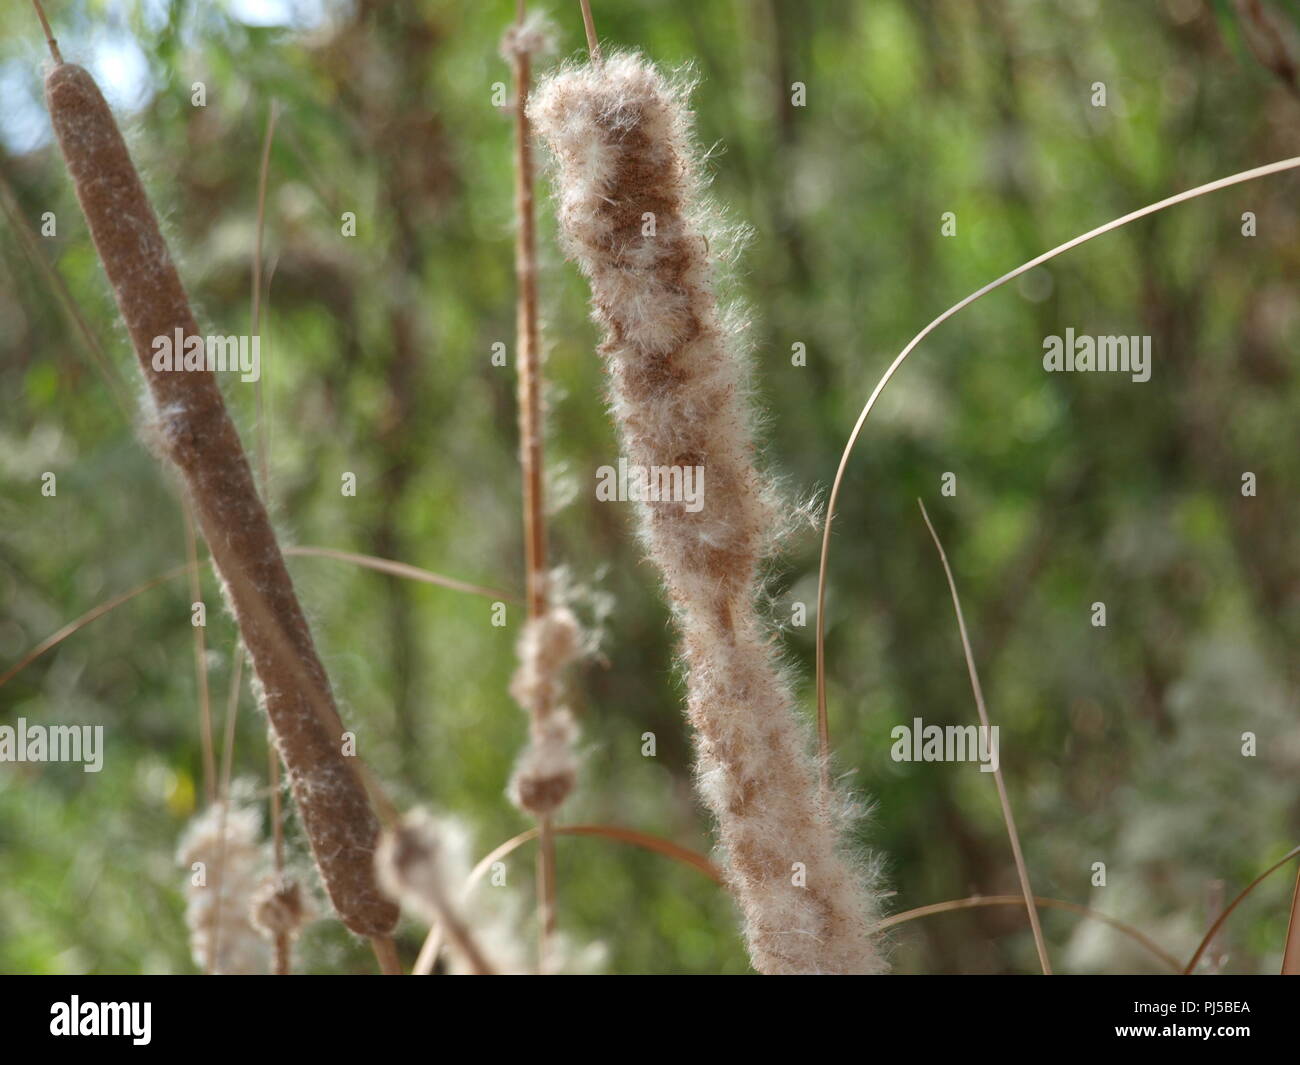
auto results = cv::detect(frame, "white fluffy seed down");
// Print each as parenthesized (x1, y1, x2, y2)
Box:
(507, 604, 583, 816)
(531, 53, 886, 974)
(177, 796, 272, 975)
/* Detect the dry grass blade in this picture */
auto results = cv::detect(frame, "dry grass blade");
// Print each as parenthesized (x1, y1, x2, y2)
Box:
(284, 545, 518, 602)
(876, 894, 1182, 973)
(918, 499, 1050, 974)
(1, 549, 513, 691)
(1183, 844, 1300, 974)
(1282, 868, 1300, 974)
(0, 564, 191, 689)
(411, 824, 722, 975)
(816, 156, 1300, 758)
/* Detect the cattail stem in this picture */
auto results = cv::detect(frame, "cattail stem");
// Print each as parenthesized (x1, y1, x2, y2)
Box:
(577, 0, 602, 63)
(42, 55, 397, 939)
(31, 1, 61, 64)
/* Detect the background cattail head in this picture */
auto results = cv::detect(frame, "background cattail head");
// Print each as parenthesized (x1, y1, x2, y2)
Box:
(250, 874, 313, 945)
(177, 790, 273, 975)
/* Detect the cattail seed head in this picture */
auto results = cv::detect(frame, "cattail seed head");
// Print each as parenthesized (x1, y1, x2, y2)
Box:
(44, 60, 396, 938)
(532, 53, 886, 974)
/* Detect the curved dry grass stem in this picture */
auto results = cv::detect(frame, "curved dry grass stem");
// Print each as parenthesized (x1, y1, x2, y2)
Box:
(1283, 867, 1300, 974)
(411, 824, 722, 975)
(0, 549, 513, 692)
(0, 173, 133, 420)
(578, 0, 602, 62)
(1182, 844, 1300, 974)
(815, 156, 1300, 756)
(918, 499, 1050, 974)
(876, 894, 1182, 973)
(183, 502, 217, 808)
(0, 564, 191, 689)
(282, 545, 518, 602)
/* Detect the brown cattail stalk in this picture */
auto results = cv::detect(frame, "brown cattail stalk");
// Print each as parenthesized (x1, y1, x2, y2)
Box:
(531, 53, 886, 974)
(40, 42, 397, 940)
(502, 7, 576, 971)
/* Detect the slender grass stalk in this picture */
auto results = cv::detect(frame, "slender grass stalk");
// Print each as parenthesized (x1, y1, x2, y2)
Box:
(1281, 868, 1300, 973)
(1183, 843, 1300, 973)
(413, 823, 722, 975)
(877, 895, 1181, 973)
(814, 155, 1300, 761)
(918, 499, 1050, 974)
(0, 549, 513, 691)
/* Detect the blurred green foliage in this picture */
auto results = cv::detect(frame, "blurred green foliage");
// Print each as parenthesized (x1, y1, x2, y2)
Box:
(1, 0, 1298, 974)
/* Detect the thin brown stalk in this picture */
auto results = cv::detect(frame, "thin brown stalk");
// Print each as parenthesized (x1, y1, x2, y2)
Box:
(371, 935, 403, 975)
(815, 156, 1300, 761)
(0, 564, 191, 689)
(1282, 867, 1300, 974)
(918, 499, 1050, 974)
(31, 0, 61, 64)
(206, 640, 244, 974)
(577, 0, 602, 62)
(1, 549, 513, 691)
(508, 2, 562, 972)
(1183, 844, 1300, 974)
(283, 545, 519, 602)
(0, 172, 132, 419)
(876, 895, 1182, 973)
(252, 103, 279, 496)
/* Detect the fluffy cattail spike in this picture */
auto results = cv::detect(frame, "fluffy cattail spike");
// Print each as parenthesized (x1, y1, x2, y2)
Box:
(531, 52, 886, 974)
(42, 58, 396, 938)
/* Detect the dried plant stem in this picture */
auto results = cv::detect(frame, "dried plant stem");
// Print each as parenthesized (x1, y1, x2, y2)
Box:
(815, 155, 1300, 760)
(1281, 867, 1300, 974)
(31, 0, 61, 64)
(0, 172, 132, 419)
(252, 103, 278, 495)
(877, 895, 1181, 973)
(183, 503, 217, 807)
(42, 52, 396, 939)
(577, 0, 602, 62)
(1, 549, 513, 690)
(207, 640, 244, 974)
(284, 546, 519, 601)
(918, 499, 1050, 975)
(1183, 844, 1300, 973)
(371, 936, 402, 976)
(413, 822, 723, 975)
(508, 4, 565, 971)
